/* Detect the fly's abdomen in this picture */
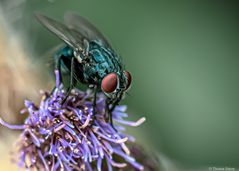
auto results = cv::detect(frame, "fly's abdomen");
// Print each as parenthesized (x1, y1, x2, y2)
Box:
(55, 46, 73, 59)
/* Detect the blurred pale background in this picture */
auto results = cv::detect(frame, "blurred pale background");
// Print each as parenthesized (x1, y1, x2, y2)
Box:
(0, 0, 239, 170)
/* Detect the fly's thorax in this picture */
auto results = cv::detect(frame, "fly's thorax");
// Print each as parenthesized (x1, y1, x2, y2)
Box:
(81, 41, 122, 84)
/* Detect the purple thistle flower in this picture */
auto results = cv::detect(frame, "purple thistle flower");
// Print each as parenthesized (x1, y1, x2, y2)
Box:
(0, 70, 146, 171)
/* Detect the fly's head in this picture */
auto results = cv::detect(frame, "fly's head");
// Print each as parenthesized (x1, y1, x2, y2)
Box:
(101, 70, 132, 103)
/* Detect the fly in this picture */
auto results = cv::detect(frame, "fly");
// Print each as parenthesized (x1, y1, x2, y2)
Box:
(35, 12, 132, 127)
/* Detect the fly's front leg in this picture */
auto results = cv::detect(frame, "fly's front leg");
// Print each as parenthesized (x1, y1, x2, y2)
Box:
(105, 99, 117, 131)
(105, 98, 110, 122)
(92, 85, 97, 120)
(62, 57, 76, 104)
(110, 98, 122, 131)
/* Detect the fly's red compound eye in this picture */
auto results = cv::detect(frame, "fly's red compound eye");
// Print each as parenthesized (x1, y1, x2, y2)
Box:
(124, 70, 132, 90)
(101, 73, 118, 93)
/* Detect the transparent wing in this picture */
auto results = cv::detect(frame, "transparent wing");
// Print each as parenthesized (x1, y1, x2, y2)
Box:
(64, 11, 112, 48)
(35, 12, 85, 52)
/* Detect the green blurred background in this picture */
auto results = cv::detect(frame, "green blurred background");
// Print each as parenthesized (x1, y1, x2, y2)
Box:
(1, 0, 239, 170)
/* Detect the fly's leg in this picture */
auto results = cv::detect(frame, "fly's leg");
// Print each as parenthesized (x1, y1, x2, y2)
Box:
(105, 98, 110, 121)
(109, 99, 121, 131)
(92, 85, 97, 121)
(61, 57, 76, 104)
(105, 99, 117, 131)
(89, 85, 98, 127)
(109, 111, 116, 131)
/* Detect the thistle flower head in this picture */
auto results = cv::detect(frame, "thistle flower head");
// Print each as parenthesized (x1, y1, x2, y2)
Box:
(0, 70, 146, 171)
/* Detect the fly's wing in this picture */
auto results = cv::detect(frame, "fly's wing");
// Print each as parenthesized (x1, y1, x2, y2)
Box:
(35, 13, 85, 52)
(64, 11, 112, 49)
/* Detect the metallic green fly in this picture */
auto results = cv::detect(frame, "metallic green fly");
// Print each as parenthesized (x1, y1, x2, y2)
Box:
(35, 12, 132, 127)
